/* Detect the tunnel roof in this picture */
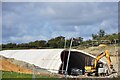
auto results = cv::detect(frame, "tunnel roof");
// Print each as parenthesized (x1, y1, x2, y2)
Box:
(0, 49, 106, 73)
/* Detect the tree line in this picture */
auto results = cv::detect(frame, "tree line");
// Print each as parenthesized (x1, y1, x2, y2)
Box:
(1, 29, 120, 50)
(92, 29, 119, 44)
(2, 36, 83, 50)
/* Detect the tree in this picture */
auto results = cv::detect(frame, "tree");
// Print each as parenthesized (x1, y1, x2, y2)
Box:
(72, 37, 83, 46)
(98, 29, 105, 37)
(39, 40, 47, 47)
(28, 40, 47, 48)
(47, 36, 65, 48)
(77, 37, 83, 43)
(6, 43, 16, 48)
(92, 34, 99, 40)
(48, 38, 57, 48)
(92, 29, 105, 40)
(17, 43, 30, 49)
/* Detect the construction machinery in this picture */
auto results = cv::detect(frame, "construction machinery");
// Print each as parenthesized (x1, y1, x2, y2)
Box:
(85, 50, 116, 76)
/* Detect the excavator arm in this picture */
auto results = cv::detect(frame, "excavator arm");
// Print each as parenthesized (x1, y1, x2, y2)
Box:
(93, 50, 112, 69)
(85, 50, 115, 76)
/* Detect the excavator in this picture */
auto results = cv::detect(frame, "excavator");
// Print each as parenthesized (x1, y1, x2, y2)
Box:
(85, 50, 116, 76)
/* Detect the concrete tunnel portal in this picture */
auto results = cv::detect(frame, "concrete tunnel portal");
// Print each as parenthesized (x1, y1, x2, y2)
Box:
(59, 50, 94, 75)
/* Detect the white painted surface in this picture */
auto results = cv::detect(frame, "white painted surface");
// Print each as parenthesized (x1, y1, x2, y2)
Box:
(0, 49, 106, 73)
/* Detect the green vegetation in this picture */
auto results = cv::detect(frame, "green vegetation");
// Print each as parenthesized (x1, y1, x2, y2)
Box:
(1, 29, 120, 50)
(92, 29, 118, 42)
(1, 36, 83, 50)
(2, 71, 32, 78)
(1, 71, 61, 79)
(81, 29, 119, 48)
(1, 71, 120, 80)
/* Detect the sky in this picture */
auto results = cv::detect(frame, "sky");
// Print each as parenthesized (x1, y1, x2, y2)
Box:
(2, 2, 118, 43)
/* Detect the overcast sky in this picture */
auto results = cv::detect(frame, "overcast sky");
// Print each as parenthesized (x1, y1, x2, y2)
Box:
(2, 2, 118, 43)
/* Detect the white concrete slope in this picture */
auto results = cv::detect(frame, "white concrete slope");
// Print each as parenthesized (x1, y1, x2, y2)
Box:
(0, 49, 106, 73)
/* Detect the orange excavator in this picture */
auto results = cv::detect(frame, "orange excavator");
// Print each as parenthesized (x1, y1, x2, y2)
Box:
(85, 50, 116, 76)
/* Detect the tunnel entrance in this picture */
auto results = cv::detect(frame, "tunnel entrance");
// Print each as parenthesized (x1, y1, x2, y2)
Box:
(59, 51, 93, 75)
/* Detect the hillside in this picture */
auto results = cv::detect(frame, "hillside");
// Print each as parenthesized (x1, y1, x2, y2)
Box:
(0, 55, 32, 74)
(0, 60, 32, 74)
(77, 44, 119, 56)
(0, 55, 49, 74)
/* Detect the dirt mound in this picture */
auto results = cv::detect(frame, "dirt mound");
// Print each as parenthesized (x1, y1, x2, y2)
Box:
(79, 45, 119, 56)
(0, 59, 32, 74)
(0, 55, 49, 74)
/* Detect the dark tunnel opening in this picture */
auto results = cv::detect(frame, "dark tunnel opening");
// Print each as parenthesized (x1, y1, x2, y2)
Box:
(59, 51, 94, 75)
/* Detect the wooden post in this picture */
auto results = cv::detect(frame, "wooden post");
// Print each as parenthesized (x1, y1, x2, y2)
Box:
(114, 39, 118, 64)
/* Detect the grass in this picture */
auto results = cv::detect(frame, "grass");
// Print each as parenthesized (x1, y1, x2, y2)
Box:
(2, 71, 32, 78)
(1, 71, 120, 80)
(1, 71, 63, 80)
